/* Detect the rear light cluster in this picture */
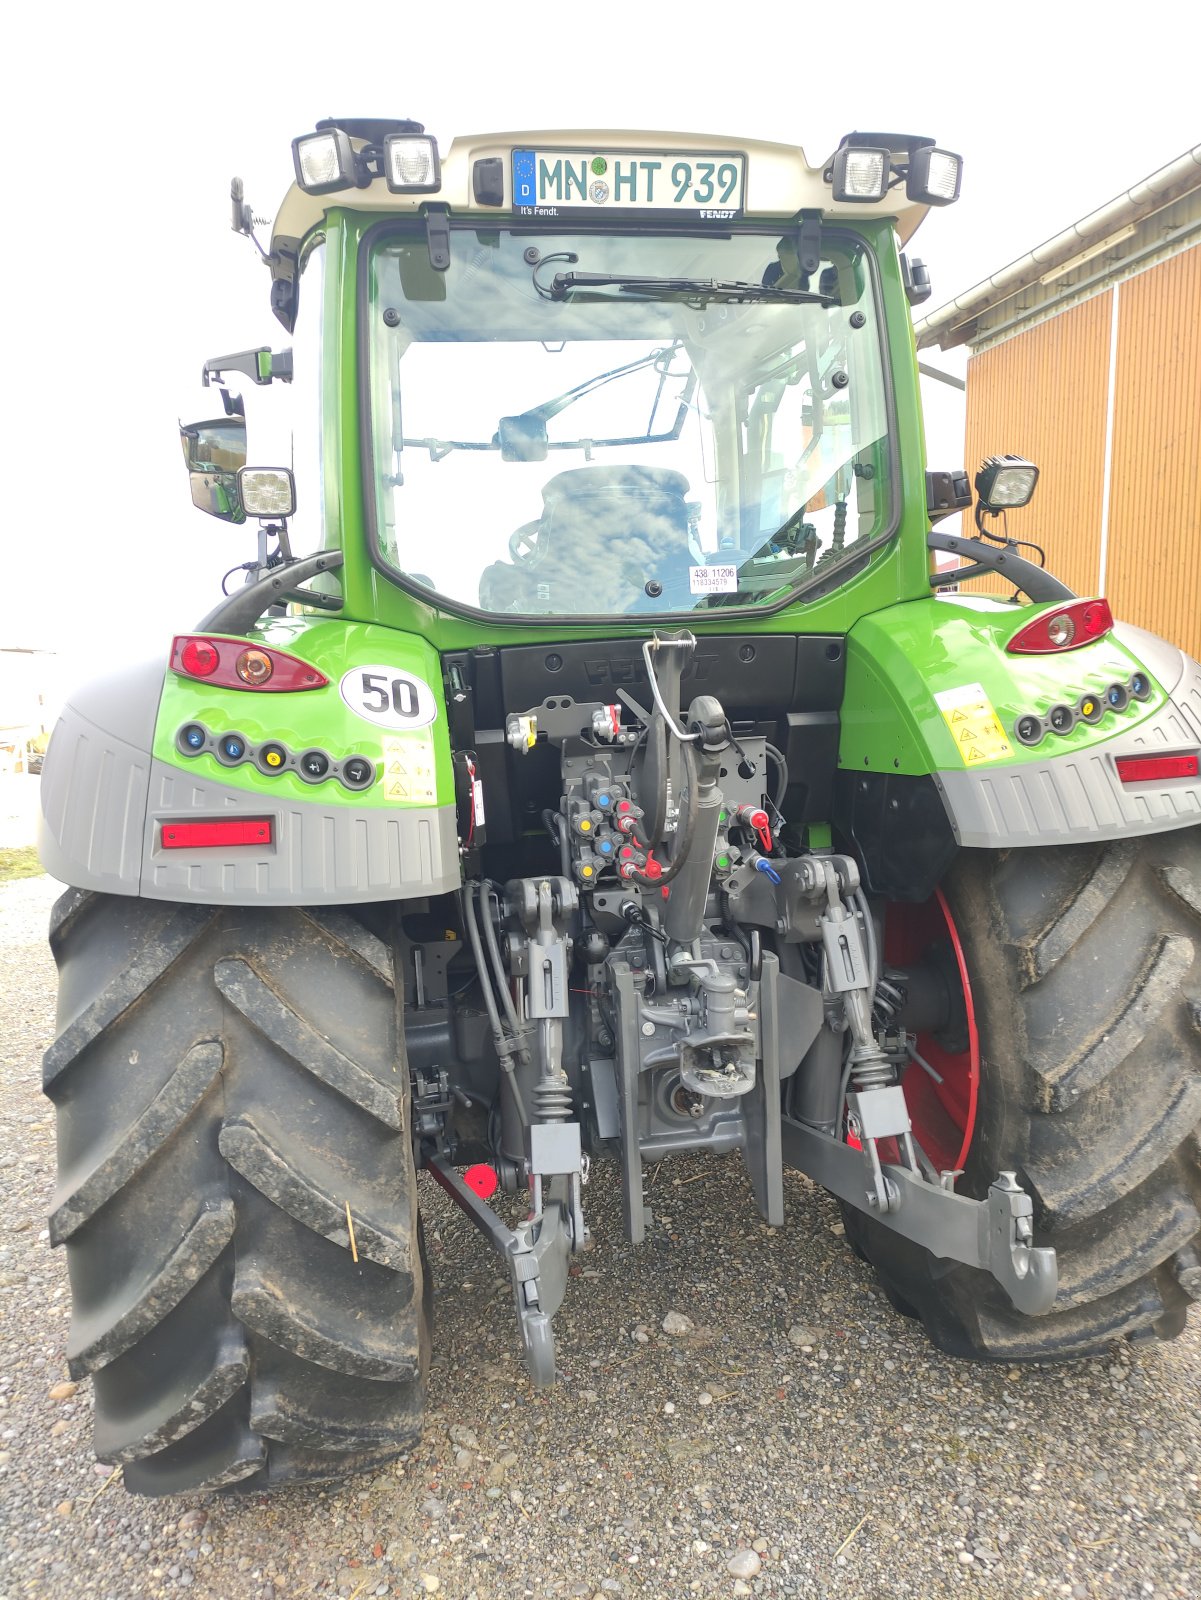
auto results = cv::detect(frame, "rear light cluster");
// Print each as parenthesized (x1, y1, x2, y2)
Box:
(175, 723, 377, 792)
(1115, 753, 1200, 785)
(171, 635, 328, 691)
(1006, 599, 1113, 655)
(1013, 672, 1152, 747)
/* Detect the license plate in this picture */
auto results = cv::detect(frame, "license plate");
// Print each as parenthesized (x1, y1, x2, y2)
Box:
(512, 149, 745, 218)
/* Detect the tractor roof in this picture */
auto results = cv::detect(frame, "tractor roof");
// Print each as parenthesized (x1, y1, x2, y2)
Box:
(269, 127, 938, 256)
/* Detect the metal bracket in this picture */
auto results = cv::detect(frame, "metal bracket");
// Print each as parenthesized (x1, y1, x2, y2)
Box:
(424, 204, 451, 272)
(780, 1117, 1058, 1315)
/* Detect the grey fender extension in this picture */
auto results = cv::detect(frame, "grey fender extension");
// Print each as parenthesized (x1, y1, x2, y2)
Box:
(38, 659, 462, 904)
(935, 648, 1201, 848)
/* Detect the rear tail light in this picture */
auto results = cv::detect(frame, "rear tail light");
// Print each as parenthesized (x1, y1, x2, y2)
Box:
(1115, 753, 1199, 784)
(170, 636, 328, 691)
(1006, 599, 1113, 654)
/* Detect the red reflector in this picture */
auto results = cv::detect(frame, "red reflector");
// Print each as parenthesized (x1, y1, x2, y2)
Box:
(1115, 753, 1200, 784)
(1007, 598, 1114, 654)
(463, 1164, 499, 1199)
(161, 819, 273, 849)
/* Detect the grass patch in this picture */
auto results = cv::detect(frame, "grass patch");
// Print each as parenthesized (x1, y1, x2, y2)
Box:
(0, 846, 43, 883)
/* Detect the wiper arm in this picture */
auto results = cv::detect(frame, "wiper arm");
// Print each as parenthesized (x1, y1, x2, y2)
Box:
(549, 271, 837, 307)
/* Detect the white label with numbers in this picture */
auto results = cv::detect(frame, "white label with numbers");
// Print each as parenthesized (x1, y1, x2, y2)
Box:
(339, 665, 438, 730)
(689, 564, 738, 595)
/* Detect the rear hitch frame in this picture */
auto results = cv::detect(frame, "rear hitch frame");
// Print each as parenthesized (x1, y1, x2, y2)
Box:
(780, 1116, 1058, 1315)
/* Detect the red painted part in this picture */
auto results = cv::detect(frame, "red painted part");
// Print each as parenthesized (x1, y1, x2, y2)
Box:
(463, 1163, 499, 1199)
(161, 818, 273, 849)
(882, 889, 980, 1173)
(1115, 752, 1199, 783)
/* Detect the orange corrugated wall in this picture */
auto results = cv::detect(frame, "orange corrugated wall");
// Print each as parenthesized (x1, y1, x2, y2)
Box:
(1105, 247, 1201, 659)
(960, 247, 1201, 659)
(963, 293, 1113, 598)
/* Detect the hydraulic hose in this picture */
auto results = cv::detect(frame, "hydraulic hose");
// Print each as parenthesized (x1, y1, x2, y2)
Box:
(763, 741, 789, 814)
(461, 886, 527, 1126)
(480, 881, 532, 1069)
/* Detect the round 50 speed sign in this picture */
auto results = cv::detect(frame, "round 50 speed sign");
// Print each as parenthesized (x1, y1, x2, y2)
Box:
(339, 665, 438, 730)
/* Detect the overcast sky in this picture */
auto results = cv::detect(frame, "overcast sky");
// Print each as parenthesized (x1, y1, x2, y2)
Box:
(8, 0, 1197, 677)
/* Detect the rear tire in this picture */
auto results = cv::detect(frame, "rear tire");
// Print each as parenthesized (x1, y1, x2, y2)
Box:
(44, 891, 429, 1495)
(844, 830, 1201, 1359)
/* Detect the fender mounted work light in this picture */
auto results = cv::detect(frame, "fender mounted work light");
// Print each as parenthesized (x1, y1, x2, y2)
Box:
(292, 128, 358, 194)
(975, 454, 1040, 511)
(237, 467, 296, 519)
(384, 133, 441, 193)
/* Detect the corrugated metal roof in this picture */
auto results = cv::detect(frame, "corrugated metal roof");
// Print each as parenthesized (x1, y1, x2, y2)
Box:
(914, 146, 1201, 351)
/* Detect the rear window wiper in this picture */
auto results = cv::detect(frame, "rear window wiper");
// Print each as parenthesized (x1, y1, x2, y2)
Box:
(547, 271, 838, 308)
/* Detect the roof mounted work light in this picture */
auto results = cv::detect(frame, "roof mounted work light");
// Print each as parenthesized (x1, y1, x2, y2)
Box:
(906, 145, 963, 206)
(830, 145, 890, 203)
(975, 455, 1039, 511)
(292, 128, 359, 194)
(384, 133, 440, 193)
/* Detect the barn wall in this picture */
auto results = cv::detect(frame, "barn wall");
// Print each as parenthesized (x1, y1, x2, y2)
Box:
(959, 242, 1200, 659)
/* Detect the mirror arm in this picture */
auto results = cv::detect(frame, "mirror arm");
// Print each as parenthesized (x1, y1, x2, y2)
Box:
(202, 349, 294, 388)
(195, 551, 344, 634)
(927, 531, 1074, 603)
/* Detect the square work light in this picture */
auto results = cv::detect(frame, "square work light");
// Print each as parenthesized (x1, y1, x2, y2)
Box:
(975, 455, 1039, 511)
(830, 146, 890, 203)
(906, 146, 963, 206)
(292, 129, 358, 195)
(384, 134, 441, 193)
(237, 467, 297, 520)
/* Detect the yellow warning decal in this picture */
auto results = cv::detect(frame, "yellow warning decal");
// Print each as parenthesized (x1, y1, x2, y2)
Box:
(381, 736, 437, 804)
(933, 682, 1014, 765)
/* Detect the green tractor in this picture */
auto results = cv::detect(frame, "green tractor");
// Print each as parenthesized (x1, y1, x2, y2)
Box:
(38, 120, 1201, 1497)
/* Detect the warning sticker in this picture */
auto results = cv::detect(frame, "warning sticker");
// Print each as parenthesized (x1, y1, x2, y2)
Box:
(933, 683, 1014, 765)
(381, 736, 438, 805)
(690, 564, 738, 595)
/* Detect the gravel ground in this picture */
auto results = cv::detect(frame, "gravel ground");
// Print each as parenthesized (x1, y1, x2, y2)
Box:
(1, 872, 1199, 1600)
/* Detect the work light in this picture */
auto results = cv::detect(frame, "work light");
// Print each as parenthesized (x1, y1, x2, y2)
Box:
(975, 455, 1039, 510)
(292, 128, 357, 195)
(906, 146, 963, 206)
(830, 146, 890, 203)
(384, 133, 441, 193)
(237, 467, 296, 519)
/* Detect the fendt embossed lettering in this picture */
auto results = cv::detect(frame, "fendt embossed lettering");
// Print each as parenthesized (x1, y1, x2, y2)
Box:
(37, 119, 1201, 1495)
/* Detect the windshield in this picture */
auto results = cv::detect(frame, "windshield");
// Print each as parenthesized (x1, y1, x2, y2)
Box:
(365, 227, 894, 619)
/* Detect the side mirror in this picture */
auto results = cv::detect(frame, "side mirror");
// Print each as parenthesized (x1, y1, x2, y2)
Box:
(180, 416, 247, 523)
(901, 253, 932, 307)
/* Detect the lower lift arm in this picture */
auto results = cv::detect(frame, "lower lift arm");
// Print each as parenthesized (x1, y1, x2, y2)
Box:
(780, 1118, 1057, 1315)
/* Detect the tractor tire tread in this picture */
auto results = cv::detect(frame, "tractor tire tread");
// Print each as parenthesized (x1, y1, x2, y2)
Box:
(846, 829, 1201, 1363)
(45, 891, 428, 1496)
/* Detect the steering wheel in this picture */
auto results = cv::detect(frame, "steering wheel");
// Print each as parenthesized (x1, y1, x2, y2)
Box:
(508, 520, 541, 562)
